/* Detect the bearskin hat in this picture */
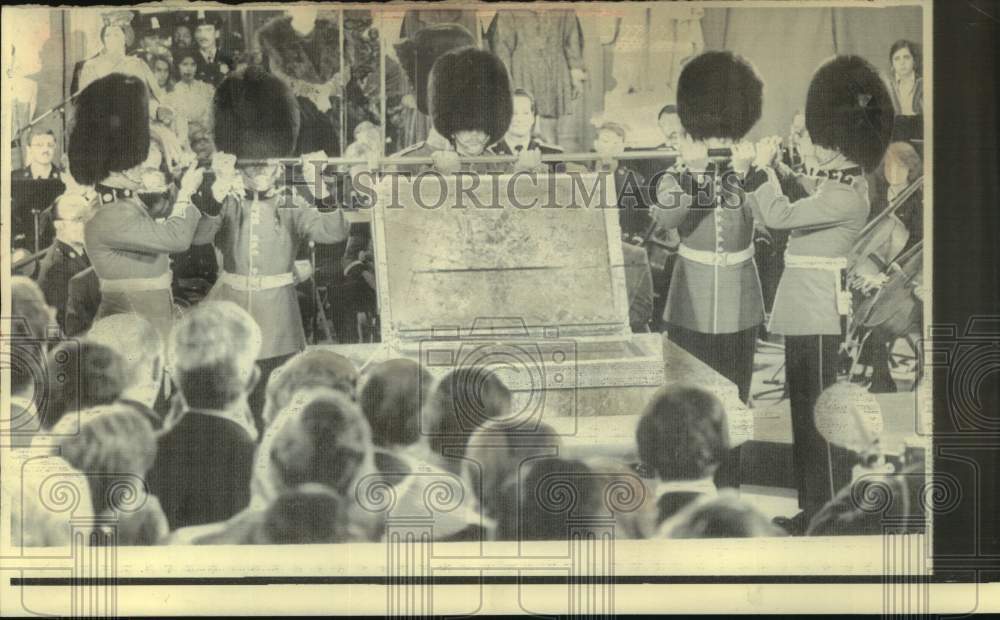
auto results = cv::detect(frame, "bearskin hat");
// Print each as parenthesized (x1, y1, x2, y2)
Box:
(429, 47, 512, 145)
(395, 24, 476, 115)
(213, 66, 301, 160)
(68, 73, 150, 186)
(676, 51, 763, 141)
(806, 55, 894, 173)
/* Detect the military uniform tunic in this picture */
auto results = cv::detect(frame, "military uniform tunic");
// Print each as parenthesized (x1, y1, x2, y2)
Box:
(84, 187, 202, 339)
(195, 188, 349, 359)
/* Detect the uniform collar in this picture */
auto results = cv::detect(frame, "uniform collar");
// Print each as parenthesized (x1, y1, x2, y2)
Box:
(815, 166, 864, 184)
(95, 184, 137, 204)
(504, 135, 532, 152)
(55, 239, 85, 259)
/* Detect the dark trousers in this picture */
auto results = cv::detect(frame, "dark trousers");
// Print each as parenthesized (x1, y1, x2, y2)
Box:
(784, 335, 855, 514)
(248, 353, 296, 438)
(668, 325, 758, 490)
(668, 324, 758, 405)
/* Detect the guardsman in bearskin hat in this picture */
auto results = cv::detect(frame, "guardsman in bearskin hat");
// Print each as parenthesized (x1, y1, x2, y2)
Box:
(392, 41, 529, 174)
(192, 66, 350, 434)
(651, 51, 766, 406)
(747, 55, 894, 532)
(75, 73, 205, 339)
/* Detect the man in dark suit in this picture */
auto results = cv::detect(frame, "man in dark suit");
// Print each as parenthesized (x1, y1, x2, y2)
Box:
(37, 194, 91, 333)
(192, 12, 234, 87)
(146, 301, 262, 530)
(11, 130, 65, 251)
(64, 266, 101, 337)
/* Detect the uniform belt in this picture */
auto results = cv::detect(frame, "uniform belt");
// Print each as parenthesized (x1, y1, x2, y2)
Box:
(677, 243, 754, 267)
(99, 271, 172, 293)
(219, 270, 295, 291)
(783, 253, 848, 271)
(784, 253, 851, 316)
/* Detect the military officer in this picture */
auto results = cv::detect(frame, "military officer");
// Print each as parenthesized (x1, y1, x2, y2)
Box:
(37, 194, 92, 332)
(72, 73, 204, 340)
(747, 55, 894, 532)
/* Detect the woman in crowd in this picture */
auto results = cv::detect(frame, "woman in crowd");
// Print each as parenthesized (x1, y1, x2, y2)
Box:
(885, 39, 923, 142)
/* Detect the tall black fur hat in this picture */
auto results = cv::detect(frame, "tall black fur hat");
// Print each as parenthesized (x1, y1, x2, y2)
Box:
(213, 66, 301, 160)
(429, 47, 512, 144)
(69, 73, 150, 186)
(395, 24, 476, 116)
(676, 51, 763, 141)
(806, 55, 894, 173)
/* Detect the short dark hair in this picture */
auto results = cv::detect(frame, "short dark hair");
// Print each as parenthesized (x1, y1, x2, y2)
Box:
(264, 486, 349, 544)
(658, 104, 678, 119)
(27, 129, 56, 145)
(359, 359, 434, 448)
(426, 366, 512, 459)
(264, 350, 358, 428)
(40, 341, 128, 430)
(496, 457, 601, 541)
(269, 391, 371, 495)
(636, 385, 730, 481)
(512, 88, 537, 116)
(669, 491, 784, 538)
(889, 39, 922, 77)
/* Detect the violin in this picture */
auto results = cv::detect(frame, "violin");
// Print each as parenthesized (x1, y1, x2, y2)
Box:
(858, 241, 923, 339)
(846, 176, 923, 289)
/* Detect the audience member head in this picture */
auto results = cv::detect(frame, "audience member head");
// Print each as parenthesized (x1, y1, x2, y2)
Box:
(879, 141, 922, 188)
(69, 73, 150, 186)
(677, 51, 762, 142)
(149, 52, 173, 89)
(87, 314, 164, 410)
(167, 301, 262, 412)
(25, 129, 57, 169)
(464, 420, 561, 520)
(636, 384, 730, 482)
(425, 366, 512, 466)
(53, 405, 157, 516)
(889, 39, 921, 79)
(805, 55, 893, 173)
(52, 193, 93, 250)
(429, 47, 513, 154)
(657, 104, 683, 149)
(40, 341, 127, 431)
(267, 389, 373, 497)
(497, 457, 603, 541)
(508, 89, 538, 141)
(100, 23, 133, 57)
(173, 24, 193, 49)
(263, 484, 349, 544)
(594, 121, 628, 159)
(263, 350, 358, 429)
(10, 278, 54, 397)
(668, 491, 785, 538)
(806, 466, 921, 537)
(394, 24, 475, 115)
(358, 359, 434, 449)
(174, 48, 199, 84)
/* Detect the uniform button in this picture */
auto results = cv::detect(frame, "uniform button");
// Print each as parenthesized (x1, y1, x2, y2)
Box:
(102, 194, 113, 203)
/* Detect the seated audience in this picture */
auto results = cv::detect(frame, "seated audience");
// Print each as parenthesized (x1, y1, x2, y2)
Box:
(37, 340, 128, 433)
(146, 301, 262, 529)
(52, 405, 169, 545)
(86, 313, 168, 430)
(496, 457, 604, 541)
(8, 277, 56, 446)
(636, 385, 730, 527)
(359, 359, 485, 540)
(8, 454, 95, 547)
(464, 419, 562, 523)
(37, 193, 93, 333)
(667, 490, 785, 538)
(171, 388, 377, 544)
(806, 461, 926, 536)
(263, 484, 350, 544)
(261, 349, 359, 431)
(424, 366, 513, 477)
